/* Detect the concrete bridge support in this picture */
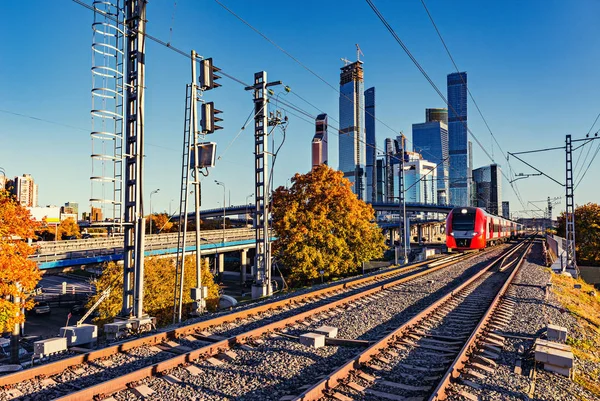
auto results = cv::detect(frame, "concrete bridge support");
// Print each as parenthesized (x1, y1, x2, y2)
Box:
(240, 249, 248, 283)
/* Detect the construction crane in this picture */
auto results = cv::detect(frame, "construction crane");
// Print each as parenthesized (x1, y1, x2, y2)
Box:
(356, 43, 364, 62)
(530, 196, 561, 221)
(340, 57, 351, 66)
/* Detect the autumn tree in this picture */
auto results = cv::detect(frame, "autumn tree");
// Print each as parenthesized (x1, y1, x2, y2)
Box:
(88, 255, 220, 328)
(272, 165, 386, 285)
(0, 190, 42, 357)
(557, 203, 600, 266)
(57, 217, 81, 240)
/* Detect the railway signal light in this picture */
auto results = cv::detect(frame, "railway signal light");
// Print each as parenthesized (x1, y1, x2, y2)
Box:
(201, 102, 223, 134)
(199, 58, 221, 90)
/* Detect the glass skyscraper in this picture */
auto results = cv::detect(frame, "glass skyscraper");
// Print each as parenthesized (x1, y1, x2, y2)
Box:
(426, 108, 448, 125)
(365, 87, 376, 202)
(412, 120, 449, 201)
(312, 113, 328, 168)
(447, 72, 469, 206)
(339, 61, 366, 200)
(472, 164, 502, 215)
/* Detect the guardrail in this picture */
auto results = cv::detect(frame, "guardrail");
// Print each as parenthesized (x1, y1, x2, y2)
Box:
(34, 228, 255, 255)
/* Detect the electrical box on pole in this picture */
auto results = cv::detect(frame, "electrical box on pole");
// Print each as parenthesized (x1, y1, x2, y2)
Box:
(245, 71, 281, 299)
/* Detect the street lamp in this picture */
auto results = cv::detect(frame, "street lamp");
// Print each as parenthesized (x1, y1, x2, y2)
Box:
(245, 193, 254, 226)
(215, 180, 226, 244)
(149, 188, 160, 235)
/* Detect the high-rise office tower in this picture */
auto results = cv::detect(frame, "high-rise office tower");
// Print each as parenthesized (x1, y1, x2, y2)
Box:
(426, 108, 448, 125)
(12, 174, 38, 207)
(403, 155, 437, 204)
(502, 201, 510, 219)
(376, 157, 385, 202)
(365, 87, 376, 202)
(384, 137, 396, 203)
(339, 60, 366, 200)
(472, 164, 502, 215)
(447, 72, 469, 206)
(412, 118, 449, 201)
(468, 140, 474, 206)
(312, 113, 328, 168)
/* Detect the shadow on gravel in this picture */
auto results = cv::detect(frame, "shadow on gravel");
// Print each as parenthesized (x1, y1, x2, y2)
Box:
(354, 254, 500, 342)
(13, 351, 168, 401)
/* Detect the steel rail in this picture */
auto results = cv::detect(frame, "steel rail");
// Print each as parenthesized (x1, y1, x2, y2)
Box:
(292, 238, 531, 401)
(428, 236, 535, 400)
(0, 253, 469, 387)
(43, 253, 480, 401)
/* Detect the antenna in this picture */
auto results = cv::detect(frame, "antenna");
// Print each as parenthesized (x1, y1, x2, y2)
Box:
(356, 43, 364, 62)
(340, 57, 351, 66)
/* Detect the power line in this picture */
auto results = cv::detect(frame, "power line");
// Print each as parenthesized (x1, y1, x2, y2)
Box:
(213, 0, 481, 195)
(420, 0, 506, 163)
(365, 0, 526, 209)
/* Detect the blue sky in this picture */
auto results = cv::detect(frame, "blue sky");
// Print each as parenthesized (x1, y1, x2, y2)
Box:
(1, 0, 599, 218)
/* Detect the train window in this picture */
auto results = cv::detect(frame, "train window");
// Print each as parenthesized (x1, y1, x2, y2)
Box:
(452, 211, 475, 231)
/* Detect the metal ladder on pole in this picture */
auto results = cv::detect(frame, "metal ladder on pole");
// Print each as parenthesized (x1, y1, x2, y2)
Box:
(173, 84, 193, 322)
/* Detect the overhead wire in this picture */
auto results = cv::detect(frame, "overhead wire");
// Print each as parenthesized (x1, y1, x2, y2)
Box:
(366, 0, 526, 209)
(420, 0, 528, 207)
(213, 0, 481, 197)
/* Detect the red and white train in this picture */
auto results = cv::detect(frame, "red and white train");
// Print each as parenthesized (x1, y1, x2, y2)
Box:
(446, 207, 524, 250)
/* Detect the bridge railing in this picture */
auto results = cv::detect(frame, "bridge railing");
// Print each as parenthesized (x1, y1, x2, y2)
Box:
(33, 228, 255, 258)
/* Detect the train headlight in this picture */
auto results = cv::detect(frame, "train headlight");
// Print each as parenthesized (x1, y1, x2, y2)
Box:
(448, 232, 454, 236)
(472, 232, 479, 236)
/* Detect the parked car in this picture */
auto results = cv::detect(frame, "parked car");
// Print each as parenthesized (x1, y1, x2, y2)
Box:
(32, 301, 50, 315)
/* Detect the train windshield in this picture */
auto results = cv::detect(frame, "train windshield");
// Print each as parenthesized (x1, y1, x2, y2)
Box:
(452, 210, 476, 231)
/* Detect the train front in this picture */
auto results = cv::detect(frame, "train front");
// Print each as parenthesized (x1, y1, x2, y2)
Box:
(446, 207, 487, 250)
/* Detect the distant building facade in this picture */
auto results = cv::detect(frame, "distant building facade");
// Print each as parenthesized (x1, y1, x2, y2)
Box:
(447, 72, 469, 206)
(403, 155, 438, 204)
(376, 157, 385, 202)
(472, 164, 502, 215)
(12, 174, 38, 207)
(365, 87, 376, 202)
(339, 60, 366, 200)
(312, 113, 328, 168)
(385, 138, 396, 203)
(64, 202, 79, 219)
(502, 201, 510, 219)
(426, 108, 448, 124)
(91, 207, 103, 222)
(412, 119, 449, 200)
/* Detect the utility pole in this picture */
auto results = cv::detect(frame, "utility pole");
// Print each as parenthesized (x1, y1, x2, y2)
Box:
(173, 51, 221, 322)
(508, 132, 600, 275)
(398, 134, 409, 264)
(121, 0, 147, 320)
(103, 0, 155, 340)
(245, 71, 281, 299)
(565, 134, 576, 273)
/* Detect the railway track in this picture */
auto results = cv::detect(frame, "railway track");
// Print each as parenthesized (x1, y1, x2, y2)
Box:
(0, 243, 517, 401)
(296, 236, 534, 401)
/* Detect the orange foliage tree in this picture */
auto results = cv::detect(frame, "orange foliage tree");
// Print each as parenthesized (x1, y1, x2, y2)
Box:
(272, 165, 386, 285)
(88, 256, 220, 327)
(0, 190, 42, 333)
(57, 217, 81, 240)
(557, 203, 600, 266)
